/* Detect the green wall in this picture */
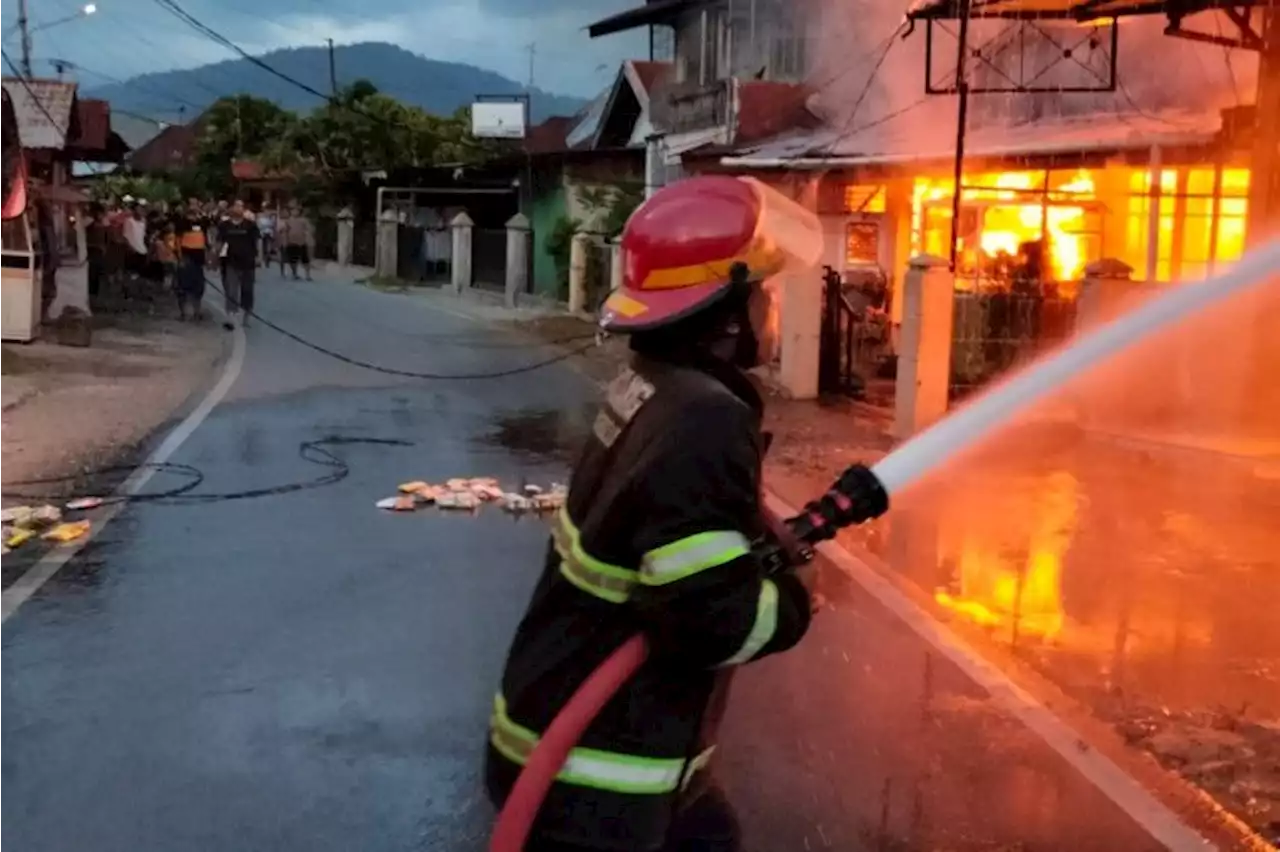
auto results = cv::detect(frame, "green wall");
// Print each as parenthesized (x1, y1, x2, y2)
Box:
(530, 173, 567, 299)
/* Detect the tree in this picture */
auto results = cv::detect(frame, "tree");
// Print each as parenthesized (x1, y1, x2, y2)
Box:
(192, 94, 297, 195)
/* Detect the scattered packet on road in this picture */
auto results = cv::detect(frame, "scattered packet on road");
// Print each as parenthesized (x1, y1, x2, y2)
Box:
(41, 520, 91, 543)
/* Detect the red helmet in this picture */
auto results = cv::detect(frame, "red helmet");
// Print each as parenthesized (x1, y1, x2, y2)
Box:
(600, 175, 821, 332)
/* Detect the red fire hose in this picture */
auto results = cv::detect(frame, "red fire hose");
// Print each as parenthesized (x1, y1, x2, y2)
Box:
(489, 505, 819, 851)
(489, 466, 887, 851)
(488, 633, 651, 852)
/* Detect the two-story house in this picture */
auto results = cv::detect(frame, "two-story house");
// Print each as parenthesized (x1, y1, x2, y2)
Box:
(587, 0, 821, 196)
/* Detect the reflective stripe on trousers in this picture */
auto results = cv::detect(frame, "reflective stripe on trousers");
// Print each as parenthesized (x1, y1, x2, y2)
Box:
(490, 695, 712, 795)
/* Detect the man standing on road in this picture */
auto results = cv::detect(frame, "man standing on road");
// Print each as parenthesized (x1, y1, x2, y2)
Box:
(280, 203, 314, 281)
(216, 199, 259, 330)
(485, 176, 890, 852)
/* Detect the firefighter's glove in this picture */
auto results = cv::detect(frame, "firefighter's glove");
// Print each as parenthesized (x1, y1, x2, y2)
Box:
(790, 464, 889, 543)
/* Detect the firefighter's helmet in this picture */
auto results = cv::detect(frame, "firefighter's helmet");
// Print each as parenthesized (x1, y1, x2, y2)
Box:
(600, 175, 822, 333)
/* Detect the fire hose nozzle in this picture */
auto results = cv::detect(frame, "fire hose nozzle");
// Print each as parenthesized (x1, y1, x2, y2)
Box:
(787, 464, 889, 544)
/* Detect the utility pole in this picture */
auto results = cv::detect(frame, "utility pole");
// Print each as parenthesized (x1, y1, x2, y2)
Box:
(947, 0, 973, 271)
(526, 42, 536, 92)
(18, 0, 34, 76)
(327, 38, 337, 97)
(1248, 6, 1280, 246)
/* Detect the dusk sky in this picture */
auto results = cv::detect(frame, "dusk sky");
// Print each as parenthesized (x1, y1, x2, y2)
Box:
(2, 0, 647, 98)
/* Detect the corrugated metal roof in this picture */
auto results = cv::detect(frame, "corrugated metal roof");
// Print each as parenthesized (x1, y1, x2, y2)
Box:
(723, 102, 1220, 167)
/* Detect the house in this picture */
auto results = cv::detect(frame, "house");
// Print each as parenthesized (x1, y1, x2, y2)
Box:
(584, 0, 1273, 401)
(126, 113, 207, 174)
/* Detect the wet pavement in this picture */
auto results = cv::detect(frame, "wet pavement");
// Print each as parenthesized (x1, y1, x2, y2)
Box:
(1, 270, 1231, 851)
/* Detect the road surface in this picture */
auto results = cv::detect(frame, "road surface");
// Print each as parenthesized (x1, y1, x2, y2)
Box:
(3, 269, 1190, 851)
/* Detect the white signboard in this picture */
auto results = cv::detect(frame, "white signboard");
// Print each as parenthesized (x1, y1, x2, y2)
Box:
(470, 101, 526, 140)
(1, 78, 76, 150)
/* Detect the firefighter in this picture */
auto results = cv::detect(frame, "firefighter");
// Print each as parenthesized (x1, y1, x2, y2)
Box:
(486, 175, 887, 852)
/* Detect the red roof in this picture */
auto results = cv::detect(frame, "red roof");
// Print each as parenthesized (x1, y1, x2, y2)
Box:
(525, 116, 576, 154)
(735, 80, 819, 145)
(231, 159, 263, 180)
(127, 119, 201, 172)
(72, 99, 110, 150)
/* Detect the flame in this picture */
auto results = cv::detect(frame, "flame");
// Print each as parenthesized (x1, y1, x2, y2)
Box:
(912, 169, 1097, 282)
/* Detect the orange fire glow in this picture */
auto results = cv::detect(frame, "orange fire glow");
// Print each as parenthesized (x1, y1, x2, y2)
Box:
(934, 471, 1077, 640)
(913, 170, 1097, 283)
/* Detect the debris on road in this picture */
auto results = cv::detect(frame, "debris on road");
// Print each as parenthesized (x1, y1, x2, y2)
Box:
(376, 478, 566, 516)
(1, 504, 64, 528)
(40, 520, 91, 543)
(65, 497, 105, 511)
(5, 527, 37, 548)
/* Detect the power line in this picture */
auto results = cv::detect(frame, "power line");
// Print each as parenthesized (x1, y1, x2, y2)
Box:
(202, 274, 601, 380)
(2, 49, 66, 130)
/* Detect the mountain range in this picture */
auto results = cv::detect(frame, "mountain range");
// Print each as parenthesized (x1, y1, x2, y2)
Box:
(84, 42, 589, 126)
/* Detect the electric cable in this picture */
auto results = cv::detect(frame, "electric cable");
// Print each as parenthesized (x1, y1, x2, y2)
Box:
(271, 278, 598, 348)
(201, 273, 600, 380)
(2, 50, 66, 129)
(1, 437, 412, 505)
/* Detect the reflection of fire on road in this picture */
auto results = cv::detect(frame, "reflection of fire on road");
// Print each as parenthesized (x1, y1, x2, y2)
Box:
(934, 471, 1077, 641)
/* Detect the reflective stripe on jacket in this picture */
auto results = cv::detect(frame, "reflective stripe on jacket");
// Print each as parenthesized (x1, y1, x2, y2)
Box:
(486, 353, 813, 851)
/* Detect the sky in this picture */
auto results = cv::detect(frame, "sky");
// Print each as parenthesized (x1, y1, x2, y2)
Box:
(1, 0, 647, 98)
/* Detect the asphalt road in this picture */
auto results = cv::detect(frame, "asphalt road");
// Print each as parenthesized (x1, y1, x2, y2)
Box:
(2, 269, 1182, 852)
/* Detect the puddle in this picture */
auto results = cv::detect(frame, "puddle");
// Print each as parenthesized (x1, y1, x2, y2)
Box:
(477, 406, 594, 462)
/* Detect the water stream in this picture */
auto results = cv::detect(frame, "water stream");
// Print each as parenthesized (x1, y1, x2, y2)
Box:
(869, 239, 1280, 495)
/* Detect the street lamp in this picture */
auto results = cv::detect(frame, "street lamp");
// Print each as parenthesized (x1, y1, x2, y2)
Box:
(11, 2, 100, 76)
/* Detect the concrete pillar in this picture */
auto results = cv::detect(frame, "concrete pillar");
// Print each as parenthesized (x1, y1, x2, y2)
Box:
(1076, 258, 1139, 333)
(894, 254, 955, 439)
(504, 213, 531, 308)
(74, 206, 87, 266)
(609, 238, 623, 294)
(568, 231, 590, 314)
(336, 207, 354, 266)
(777, 270, 823, 400)
(376, 209, 398, 278)
(450, 212, 474, 295)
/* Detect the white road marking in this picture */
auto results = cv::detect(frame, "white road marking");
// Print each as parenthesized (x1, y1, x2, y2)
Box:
(2, 319, 247, 623)
(763, 490, 1217, 852)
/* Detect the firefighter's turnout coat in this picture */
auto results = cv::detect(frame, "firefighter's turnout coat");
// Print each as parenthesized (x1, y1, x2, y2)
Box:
(486, 352, 813, 850)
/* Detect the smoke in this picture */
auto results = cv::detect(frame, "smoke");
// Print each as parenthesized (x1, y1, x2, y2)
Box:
(805, 1, 1259, 151)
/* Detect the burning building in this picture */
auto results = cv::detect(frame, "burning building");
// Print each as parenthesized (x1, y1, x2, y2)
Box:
(587, 0, 1274, 401)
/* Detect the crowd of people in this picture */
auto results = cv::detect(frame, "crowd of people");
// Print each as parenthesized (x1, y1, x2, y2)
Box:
(85, 197, 316, 330)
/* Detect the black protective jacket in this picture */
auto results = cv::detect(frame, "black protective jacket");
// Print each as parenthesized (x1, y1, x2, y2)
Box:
(486, 353, 813, 851)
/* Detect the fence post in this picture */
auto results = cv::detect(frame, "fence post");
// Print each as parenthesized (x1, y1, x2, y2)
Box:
(376, 209, 399, 278)
(1076, 258, 1136, 333)
(336, 206, 354, 267)
(450, 212, 474, 295)
(504, 213, 531, 309)
(609, 238, 623, 294)
(568, 231, 590, 314)
(777, 268, 823, 400)
(894, 254, 955, 440)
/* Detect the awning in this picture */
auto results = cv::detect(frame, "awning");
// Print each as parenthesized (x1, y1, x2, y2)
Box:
(588, 0, 693, 38)
(907, 0, 1253, 20)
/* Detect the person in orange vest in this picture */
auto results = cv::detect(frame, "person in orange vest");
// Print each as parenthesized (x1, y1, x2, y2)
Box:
(486, 176, 888, 852)
(173, 198, 211, 321)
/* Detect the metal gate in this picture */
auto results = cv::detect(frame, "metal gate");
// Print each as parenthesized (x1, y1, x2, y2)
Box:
(950, 284, 1078, 400)
(471, 228, 507, 292)
(818, 266, 891, 399)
